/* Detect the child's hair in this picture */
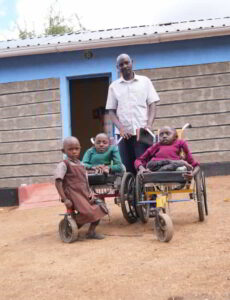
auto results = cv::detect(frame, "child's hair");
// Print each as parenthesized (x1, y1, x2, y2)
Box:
(95, 133, 109, 141)
(62, 136, 80, 150)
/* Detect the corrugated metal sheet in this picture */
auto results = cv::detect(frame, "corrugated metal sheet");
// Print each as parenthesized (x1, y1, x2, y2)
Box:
(0, 17, 230, 54)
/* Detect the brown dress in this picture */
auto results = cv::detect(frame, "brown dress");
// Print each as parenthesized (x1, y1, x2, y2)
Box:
(62, 160, 107, 225)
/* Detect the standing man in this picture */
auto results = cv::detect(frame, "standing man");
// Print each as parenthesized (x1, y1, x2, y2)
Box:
(106, 53, 160, 174)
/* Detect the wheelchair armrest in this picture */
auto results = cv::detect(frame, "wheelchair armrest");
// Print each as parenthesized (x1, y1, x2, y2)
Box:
(141, 171, 188, 184)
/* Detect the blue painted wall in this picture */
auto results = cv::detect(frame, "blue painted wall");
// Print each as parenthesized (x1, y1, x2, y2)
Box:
(1, 35, 230, 137)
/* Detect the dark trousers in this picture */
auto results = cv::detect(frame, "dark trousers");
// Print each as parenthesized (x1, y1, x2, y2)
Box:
(117, 135, 149, 175)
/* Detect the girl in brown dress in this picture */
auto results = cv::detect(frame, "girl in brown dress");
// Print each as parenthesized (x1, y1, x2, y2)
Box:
(54, 136, 107, 239)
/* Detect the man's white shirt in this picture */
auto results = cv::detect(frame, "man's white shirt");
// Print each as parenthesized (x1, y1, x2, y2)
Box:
(106, 74, 160, 135)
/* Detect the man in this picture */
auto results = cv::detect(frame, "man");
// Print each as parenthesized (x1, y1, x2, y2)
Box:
(106, 53, 160, 174)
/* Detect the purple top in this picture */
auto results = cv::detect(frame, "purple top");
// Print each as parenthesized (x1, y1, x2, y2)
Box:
(134, 139, 200, 169)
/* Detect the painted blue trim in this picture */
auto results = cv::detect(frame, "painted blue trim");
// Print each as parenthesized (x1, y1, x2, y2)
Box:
(60, 77, 71, 139)
(1, 35, 230, 137)
(1, 36, 230, 84)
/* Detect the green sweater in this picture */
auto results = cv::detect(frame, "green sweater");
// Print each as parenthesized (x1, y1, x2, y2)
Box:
(82, 146, 123, 173)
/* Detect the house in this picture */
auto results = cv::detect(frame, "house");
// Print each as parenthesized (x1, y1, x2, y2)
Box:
(1, 17, 230, 188)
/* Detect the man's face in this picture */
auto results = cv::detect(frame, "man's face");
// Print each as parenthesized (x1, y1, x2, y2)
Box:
(117, 55, 133, 79)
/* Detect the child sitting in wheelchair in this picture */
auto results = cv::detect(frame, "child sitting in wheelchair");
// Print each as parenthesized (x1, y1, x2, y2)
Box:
(82, 133, 123, 174)
(54, 136, 108, 240)
(135, 126, 200, 180)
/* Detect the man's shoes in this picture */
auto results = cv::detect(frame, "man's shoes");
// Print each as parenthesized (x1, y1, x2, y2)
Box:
(86, 232, 105, 240)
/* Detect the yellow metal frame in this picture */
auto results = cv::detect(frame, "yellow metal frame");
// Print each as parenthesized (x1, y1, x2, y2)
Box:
(143, 124, 194, 210)
(144, 185, 194, 209)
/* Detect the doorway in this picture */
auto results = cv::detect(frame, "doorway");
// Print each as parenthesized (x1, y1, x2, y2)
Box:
(69, 76, 112, 158)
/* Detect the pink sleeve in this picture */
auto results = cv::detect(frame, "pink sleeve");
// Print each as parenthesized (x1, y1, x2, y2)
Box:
(134, 144, 159, 170)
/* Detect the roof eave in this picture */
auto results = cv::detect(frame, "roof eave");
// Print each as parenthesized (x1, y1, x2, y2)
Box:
(0, 27, 230, 58)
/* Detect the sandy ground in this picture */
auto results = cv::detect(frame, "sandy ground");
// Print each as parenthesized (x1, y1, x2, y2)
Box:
(0, 176, 230, 300)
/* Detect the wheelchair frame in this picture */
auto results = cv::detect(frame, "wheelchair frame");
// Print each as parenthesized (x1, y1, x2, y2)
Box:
(134, 123, 208, 242)
(135, 169, 208, 242)
(58, 171, 138, 243)
(88, 172, 138, 224)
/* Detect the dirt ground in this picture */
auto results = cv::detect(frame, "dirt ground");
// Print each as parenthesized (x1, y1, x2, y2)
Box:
(0, 176, 230, 300)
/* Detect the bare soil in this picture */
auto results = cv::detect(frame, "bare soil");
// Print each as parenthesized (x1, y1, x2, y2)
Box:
(1, 176, 230, 300)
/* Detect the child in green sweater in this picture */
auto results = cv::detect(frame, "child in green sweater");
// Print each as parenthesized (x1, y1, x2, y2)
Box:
(82, 133, 123, 174)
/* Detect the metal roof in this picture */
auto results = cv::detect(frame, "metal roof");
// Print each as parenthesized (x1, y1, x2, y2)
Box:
(0, 17, 230, 58)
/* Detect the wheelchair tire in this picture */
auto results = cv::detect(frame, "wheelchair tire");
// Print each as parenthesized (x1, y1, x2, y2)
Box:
(59, 216, 78, 243)
(201, 171, 208, 216)
(195, 171, 205, 222)
(154, 213, 173, 243)
(120, 172, 138, 224)
(135, 175, 149, 223)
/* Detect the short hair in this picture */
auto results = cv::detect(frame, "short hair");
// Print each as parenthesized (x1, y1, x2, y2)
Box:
(95, 133, 109, 140)
(62, 136, 79, 148)
(159, 126, 178, 138)
(116, 53, 131, 65)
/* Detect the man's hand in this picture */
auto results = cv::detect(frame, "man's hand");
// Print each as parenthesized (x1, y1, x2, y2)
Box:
(119, 127, 132, 139)
(144, 125, 152, 131)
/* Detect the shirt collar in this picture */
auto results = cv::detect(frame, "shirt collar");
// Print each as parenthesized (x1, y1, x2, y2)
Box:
(118, 73, 139, 83)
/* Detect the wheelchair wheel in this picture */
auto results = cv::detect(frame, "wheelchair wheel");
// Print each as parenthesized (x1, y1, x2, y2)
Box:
(201, 171, 208, 216)
(135, 175, 149, 223)
(120, 172, 138, 224)
(59, 216, 78, 243)
(154, 213, 173, 243)
(195, 171, 205, 222)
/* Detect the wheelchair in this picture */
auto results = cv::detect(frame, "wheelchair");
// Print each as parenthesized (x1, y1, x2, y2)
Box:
(58, 136, 138, 243)
(59, 210, 79, 243)
(85, 136, 138, 225)
(135, 123, 208, 243)
(87, 171, 138, 224)
(58, 171, 137, 243)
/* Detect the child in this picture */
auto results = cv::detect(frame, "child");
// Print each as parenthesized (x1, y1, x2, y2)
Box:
(82, 133, 123, 174)
(135, 126, 200, 180)
(54, 136, 107, 240)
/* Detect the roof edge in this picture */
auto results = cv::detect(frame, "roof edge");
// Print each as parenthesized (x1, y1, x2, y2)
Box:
(0, 26, 230, 58)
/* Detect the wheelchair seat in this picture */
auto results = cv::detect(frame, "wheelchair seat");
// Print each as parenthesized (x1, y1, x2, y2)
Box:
(141, 171, 188, 184)
(88, 173, 117, 185)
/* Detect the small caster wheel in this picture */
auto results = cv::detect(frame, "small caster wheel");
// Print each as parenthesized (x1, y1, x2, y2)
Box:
(59, 215, 78, 243)
(154, 213, 173, 242)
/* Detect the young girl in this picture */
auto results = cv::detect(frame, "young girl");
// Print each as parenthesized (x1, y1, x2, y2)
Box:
(135, 126, 200, 179)
(82, 133, 123, 174)
(54, 136, 107, 240)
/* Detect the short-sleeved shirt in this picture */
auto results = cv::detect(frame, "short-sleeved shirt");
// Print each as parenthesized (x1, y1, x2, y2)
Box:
(106, 74, 160, 135)
(54, 159, 85, 180)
